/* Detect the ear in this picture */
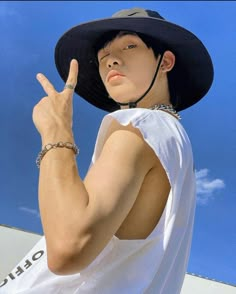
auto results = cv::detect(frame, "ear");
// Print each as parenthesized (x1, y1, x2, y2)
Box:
(161, 51, 175, 72)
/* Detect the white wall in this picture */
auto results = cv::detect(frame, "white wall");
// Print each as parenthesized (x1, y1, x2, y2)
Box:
(0, 225, 41, 280)
(181, 274, 236, 294)
(0, 225, 235, 293)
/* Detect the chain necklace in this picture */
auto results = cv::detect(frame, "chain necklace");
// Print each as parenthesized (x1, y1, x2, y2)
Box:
(149, 104, 181, 120)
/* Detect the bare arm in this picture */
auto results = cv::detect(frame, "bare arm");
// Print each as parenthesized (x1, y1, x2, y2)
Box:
(33, 60, 156, 275)
(39, 123, 155, 275)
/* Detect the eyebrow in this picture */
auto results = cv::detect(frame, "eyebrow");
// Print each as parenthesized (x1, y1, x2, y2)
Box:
(100, 31, 138, 51)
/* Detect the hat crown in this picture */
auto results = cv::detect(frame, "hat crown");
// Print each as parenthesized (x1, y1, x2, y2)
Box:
(112, 7, 164, 20)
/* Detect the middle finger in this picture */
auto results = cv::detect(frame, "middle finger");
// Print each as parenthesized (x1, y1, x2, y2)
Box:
(37, 73, 56, 96)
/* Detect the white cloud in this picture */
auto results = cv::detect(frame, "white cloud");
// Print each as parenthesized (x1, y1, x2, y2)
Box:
(19, 206, 40, 218)
(195, 169, 225, 205)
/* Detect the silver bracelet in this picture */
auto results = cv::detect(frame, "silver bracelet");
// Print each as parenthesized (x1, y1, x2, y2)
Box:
(36, 142, 79, 168)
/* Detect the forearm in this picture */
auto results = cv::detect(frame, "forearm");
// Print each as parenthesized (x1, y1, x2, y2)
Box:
(39, 132, 89, 258)
(33, 60, 96, 273)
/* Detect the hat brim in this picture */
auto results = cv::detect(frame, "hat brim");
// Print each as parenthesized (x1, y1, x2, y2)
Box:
(55, 16, 214, 111)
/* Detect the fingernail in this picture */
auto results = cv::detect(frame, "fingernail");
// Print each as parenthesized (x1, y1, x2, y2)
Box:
(36, 73, 43, 79)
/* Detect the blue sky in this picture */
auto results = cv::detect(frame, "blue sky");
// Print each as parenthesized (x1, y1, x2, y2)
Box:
(0, 1, 235, 286)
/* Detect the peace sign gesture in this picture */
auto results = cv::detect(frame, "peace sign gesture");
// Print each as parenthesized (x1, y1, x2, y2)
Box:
(33, 59, 78, 144)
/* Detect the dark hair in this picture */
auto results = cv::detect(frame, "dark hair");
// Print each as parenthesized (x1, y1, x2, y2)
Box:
(93, 30, 179, 109)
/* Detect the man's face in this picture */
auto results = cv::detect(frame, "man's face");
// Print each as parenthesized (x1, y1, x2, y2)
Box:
(97, 33, 158, 104)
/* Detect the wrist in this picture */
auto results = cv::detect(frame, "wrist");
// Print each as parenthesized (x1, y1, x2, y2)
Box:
(36, 141, 79, 168)
(41, 129, 74, 147)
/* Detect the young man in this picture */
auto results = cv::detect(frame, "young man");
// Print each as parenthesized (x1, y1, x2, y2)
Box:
(0, 7, 213, 294)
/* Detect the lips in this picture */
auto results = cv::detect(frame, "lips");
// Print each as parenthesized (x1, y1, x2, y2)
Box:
(106, 70, 125, 83)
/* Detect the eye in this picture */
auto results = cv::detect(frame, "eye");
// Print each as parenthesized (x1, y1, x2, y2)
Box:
(124, 44, 137, 50)
(99, 53, 110, 63)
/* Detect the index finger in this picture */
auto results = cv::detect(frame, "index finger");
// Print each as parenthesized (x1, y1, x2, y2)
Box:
(65, 59, 79, 89)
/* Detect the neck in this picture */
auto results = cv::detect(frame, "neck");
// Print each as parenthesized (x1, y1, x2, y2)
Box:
(119, 84, 171, 109)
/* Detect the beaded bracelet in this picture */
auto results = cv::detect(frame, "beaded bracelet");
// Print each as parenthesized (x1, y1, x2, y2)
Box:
(36, 142, 79, 168)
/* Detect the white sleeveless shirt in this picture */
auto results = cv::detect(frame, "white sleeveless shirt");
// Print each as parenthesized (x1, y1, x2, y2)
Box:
(0, 108, 196, 294)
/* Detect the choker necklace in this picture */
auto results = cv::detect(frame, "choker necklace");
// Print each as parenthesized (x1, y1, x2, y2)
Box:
(149, 104, 181, 120)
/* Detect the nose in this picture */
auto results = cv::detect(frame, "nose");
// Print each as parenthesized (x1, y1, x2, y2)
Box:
(108, 61, 118, 68)
(107, 55, 121, 68)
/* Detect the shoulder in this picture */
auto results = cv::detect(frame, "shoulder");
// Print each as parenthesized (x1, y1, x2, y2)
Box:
(105, 108, 182, 132)
(104, 108, 185, 146)
(100, 116, 159, 174)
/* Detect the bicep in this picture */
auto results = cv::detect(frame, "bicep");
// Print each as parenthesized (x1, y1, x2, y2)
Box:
(83, 127, 155, 237)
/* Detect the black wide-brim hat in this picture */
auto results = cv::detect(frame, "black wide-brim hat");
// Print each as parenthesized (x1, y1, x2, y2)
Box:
(55, 7, 214, 112)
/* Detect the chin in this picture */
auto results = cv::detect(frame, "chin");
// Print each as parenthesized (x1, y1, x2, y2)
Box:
(107, 81, 149, 102)
(111, 96, 136, 106)
(108, 89, 140, 105)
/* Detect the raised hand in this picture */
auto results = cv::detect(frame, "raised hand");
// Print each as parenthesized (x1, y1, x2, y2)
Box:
(33, 59, 78, 143)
